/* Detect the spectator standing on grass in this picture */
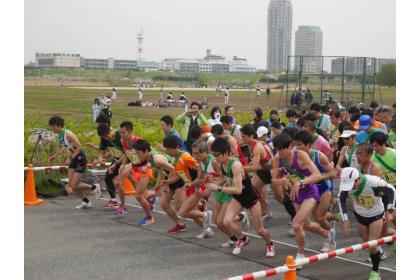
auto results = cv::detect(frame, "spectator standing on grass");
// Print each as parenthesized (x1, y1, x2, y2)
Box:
(100, 94, 112, 119)
(208, 106, 222, 128)
(266, 86, 271, 99)
(250, 107, 269, 131)
(304, 88, 313, 107)
(176, 101, 208, 153)
(92, 99, 101, 123)
(225, 105, 237, 125)
(256, 85, 261, 98)
(138, 85, 144, 102)
(111, 87, 117, 102)
(322, 89, 331, 105)
(224, 87, 230, 105)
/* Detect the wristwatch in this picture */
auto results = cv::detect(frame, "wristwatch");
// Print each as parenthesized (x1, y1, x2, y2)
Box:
(218, 185, 223, 192)
(299, 179, 304, 187)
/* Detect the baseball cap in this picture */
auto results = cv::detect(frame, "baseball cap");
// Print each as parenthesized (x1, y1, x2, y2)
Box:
(339, 106, 346, 112)
(339, 167, 360, 191)
(339, 130, 357, 138)
(359, 114, 372, 130)
(257, 126, 269, 138)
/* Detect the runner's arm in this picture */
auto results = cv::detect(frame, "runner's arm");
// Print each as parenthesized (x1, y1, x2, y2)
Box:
(338, 191, 350, 221)
(243, 144, 262, 172)
(318, 151, 336, 181)
(154, 155, 175, 173)
(219, 162, 243, 195)
(372, 181, 396, 211)
(336, 146, 346, 169)
(370, 163, 384, 178)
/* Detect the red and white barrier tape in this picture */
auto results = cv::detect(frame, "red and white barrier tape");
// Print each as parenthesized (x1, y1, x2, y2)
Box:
(225, 266, 290, 280)
(24, 162, 111, 171)
(224, 235, 396, 280)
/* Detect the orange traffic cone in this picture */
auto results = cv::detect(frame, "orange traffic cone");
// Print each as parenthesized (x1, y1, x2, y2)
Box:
(123, 178, 136, 195)
(24, 164, 44, 206)
(284, 255, 297, 280)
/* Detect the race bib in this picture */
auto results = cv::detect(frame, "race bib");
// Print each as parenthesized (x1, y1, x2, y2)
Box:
(384, 172, 396, 186)
(126, 149, 141, 165)
(108, 147, 123, 159)
(288, 174, 300, 185)
(355, 195, 375, 209)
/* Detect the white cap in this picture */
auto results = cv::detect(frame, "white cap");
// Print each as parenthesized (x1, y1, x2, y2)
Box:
(339, 167, 360, 191)
(339, 130, 357, 138)
(257, 126, 269, 138)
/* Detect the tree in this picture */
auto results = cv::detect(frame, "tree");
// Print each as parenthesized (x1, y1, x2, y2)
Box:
(377, 63, 396, 88)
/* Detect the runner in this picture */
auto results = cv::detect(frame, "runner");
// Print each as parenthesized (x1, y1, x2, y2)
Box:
(270, 120, 283, 138)
(47, 116, 101, 209)
(338, 167, 396, 280)
(286, 109, 299, 128)
(240, 125, 273, 223)
(336, 130, 359, 174)
(272, 133, 331, 268)
(117, 121, 152, 219)
(256, 85, 261, 98)
(132, 139, 175, 225)
(158, 115, 187, 152)
(356, 143, 383, 178)
(138, 85, 143, 102)
(293, 130, 337, 252)
(208, 138, 275, 257)
(220, 115, 241, 142)
(160, 135, 201, 233)
(301, 120, 334, 162)
(370, 132, 396, 228)
(310, 103, 332, 135)
(94, 123, 125, 209)
(356, 115, 386, 144)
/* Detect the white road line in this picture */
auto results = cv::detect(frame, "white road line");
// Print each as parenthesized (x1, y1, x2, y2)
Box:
(101, 198, 396, 273)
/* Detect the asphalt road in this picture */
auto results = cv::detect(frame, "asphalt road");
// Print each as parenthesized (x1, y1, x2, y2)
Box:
(25, 190, 396, 280)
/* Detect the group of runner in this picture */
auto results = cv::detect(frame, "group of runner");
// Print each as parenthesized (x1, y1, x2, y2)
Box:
(47, 99, 396, 280)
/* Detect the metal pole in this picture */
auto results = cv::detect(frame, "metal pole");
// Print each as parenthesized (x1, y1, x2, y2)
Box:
(362, 57, 367, 103)
(341, 57, 345, 103)
(320, 57, 324, 103)
(372, 58, 376, 101)
(286, 56, 290, 107)
(299, 56, 303, 90)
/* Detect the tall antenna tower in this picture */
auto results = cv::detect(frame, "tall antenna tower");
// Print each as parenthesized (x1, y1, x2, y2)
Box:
(137, 29, 144, 63)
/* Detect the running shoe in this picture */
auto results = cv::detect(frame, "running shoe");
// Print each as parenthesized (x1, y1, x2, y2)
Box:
(266, 243, 275, 258)
(115, 205, 128, 216)
(148, 196, 158, 211)
(204, 210, 213, 227)
(262, 213, 274, 225)
(295, 253, 306, 270)
(220, 239, 236, 248)
(167, 223, 186, 233)
(366, 247, 387, 263)
(287, 226, 295, 237)
(138, 216, 155, 226)
(320, 229, 337, 252)
(195, 227, 214, 239)
(368, 271, 381, 280)
(198, 198, 207, 212)
(93, 183, 101, 199)
(101, 199, 119, 209)
(240, 211, 250, 231)
(232, 236, 250, 255)
(75, 201, 92, 209)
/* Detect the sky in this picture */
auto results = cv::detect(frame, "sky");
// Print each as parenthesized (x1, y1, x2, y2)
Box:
(24, 0, 396, 69)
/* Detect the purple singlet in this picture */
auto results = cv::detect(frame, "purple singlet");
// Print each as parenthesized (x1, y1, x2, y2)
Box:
(280, 150, 320, 205)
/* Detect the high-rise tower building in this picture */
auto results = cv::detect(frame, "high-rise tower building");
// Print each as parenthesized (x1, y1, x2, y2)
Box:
(267, 0, 293, 72)
(294, 25, 323, 73)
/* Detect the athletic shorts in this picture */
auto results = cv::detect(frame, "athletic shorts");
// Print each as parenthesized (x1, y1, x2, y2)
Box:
(186, 182, 206, 197)
(233, 184, 260, 209)
(354, 211, 384, 227)
(316, 181, 332, 196)
(213, 190, 232, 204)
(169, 178, 185, 192)
(255, 169, 272, 185)
(133, 166, 154, 182)
(294, 183, 320, 205)
(69, 153, 87, 173)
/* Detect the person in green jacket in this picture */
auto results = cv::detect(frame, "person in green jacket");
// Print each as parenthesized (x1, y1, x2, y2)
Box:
(176, 101, 208, 153)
